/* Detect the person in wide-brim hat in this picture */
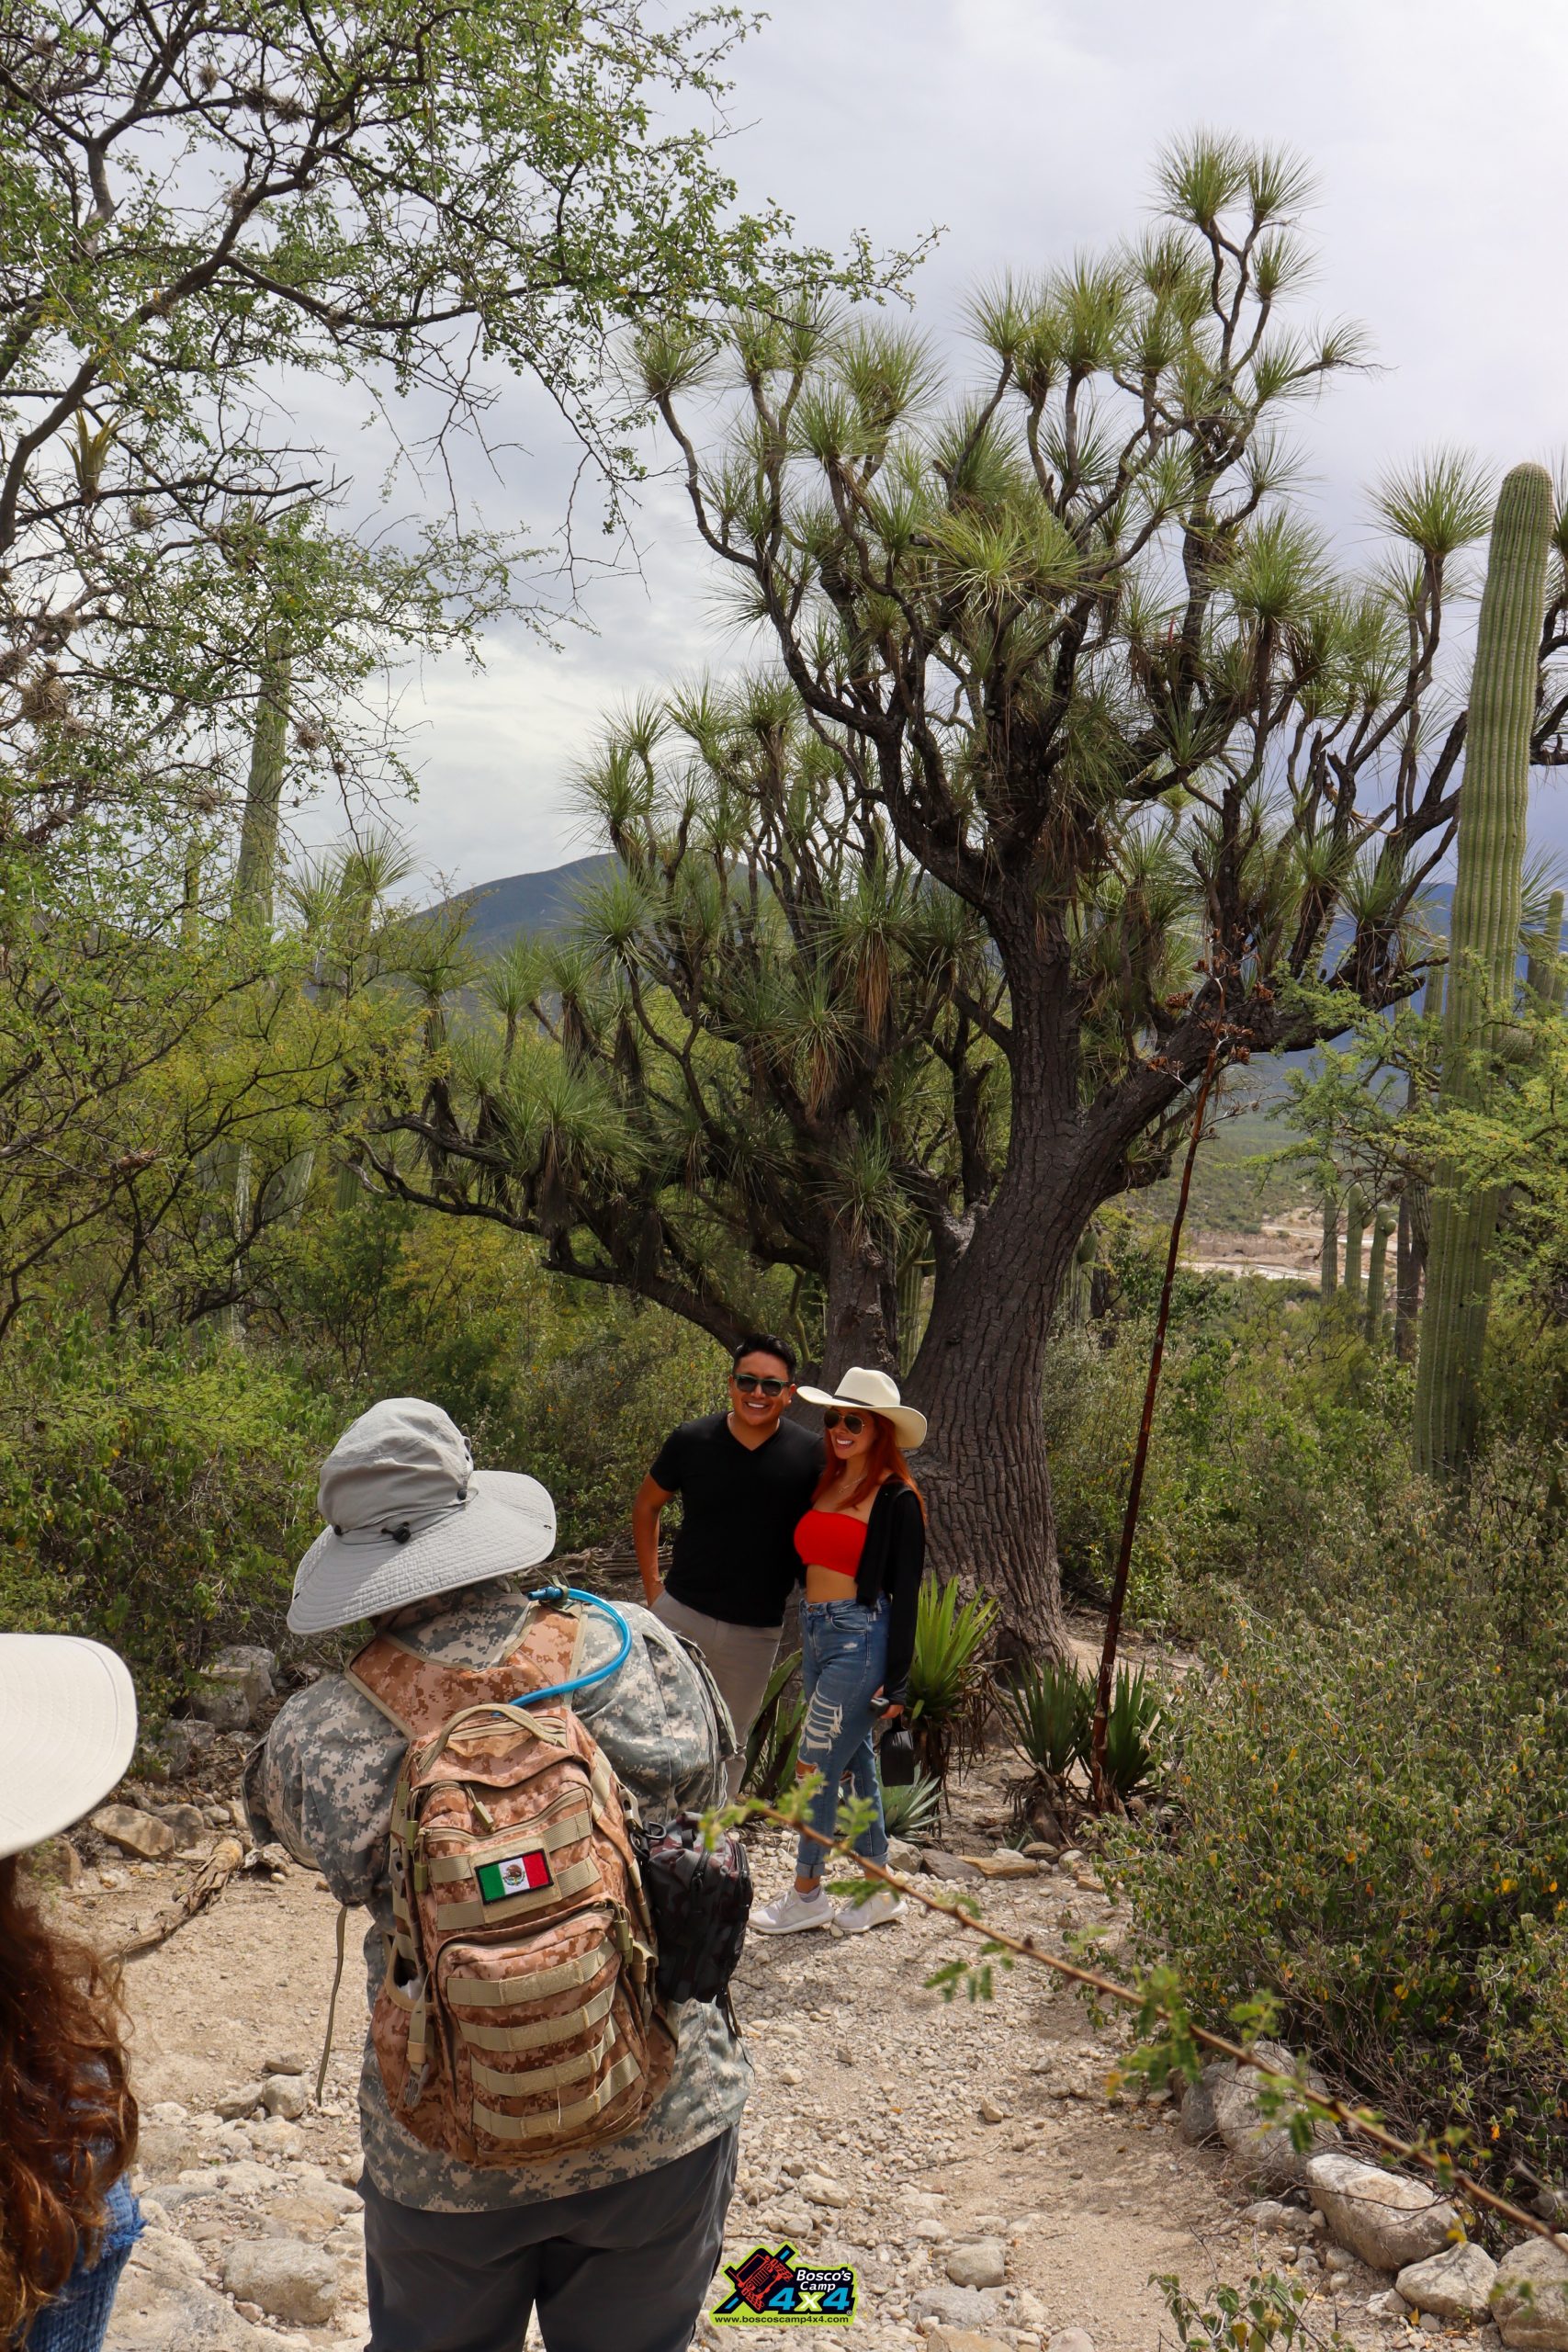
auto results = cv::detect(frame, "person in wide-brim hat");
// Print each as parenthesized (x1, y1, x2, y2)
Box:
(793, 1363, 928, 1453)
(287, 1396, 556, 1635)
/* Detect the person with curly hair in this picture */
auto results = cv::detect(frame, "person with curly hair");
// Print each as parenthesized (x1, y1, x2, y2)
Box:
(0, 1634, 140, 2351)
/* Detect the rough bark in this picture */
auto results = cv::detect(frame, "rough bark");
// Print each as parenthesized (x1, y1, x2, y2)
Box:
(819, 1220, 898, 1384)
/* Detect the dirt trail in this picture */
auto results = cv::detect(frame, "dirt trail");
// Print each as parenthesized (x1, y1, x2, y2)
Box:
(62, 1746, 1422, 2352)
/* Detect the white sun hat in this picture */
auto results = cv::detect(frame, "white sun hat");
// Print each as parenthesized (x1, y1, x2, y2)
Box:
(794, 1365, 928, 1451)
(0, 1634, 138, 1860)
(287, 1397, 557, 1636)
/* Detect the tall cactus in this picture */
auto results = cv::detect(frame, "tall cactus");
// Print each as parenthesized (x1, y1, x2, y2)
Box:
(1365, 1204, 1394, 1340)
(1342, 1184, 1368, 1305)
(1414, 462, 1553, 1475)
(1319, 1190, 1339, 1296)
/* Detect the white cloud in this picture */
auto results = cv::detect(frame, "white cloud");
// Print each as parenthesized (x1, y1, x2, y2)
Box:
(319, 0, 1568, 892)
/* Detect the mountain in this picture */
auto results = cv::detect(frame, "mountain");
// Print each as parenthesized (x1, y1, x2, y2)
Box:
(433, 854, 618, 952)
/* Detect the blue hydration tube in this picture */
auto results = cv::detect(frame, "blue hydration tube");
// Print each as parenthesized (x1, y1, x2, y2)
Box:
(513, 1584, 632, 1706)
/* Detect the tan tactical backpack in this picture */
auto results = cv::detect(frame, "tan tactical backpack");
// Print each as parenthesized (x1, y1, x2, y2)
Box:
(345, 1598, 672, 2167)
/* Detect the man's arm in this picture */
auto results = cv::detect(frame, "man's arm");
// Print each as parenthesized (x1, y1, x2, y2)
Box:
(632, 1472, 674, 1605)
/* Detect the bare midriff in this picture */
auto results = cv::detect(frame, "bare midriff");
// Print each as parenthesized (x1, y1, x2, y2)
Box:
(796, 1505, 870, 1603)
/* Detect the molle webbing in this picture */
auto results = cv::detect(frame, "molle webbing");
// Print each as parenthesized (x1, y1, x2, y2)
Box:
(345, 1604, 588, 1740)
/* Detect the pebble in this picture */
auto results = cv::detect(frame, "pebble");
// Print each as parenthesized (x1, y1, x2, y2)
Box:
(265, 2052, 311, 2076)
(259, 2075, 308, 2120)
(800, 2172, 851, 2209)
(978, 2096, 1007, 2124)
(1052, 2334, 1098, 2352)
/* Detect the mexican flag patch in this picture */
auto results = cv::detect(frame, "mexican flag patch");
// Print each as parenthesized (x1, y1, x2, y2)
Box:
(476, 1850, 552, 1903)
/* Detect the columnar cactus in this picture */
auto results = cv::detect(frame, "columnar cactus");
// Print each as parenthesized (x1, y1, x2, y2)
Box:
(1414, 463, 1553, 1476)
(1365, 1204, 1395, 1340)
(1319, 1192, 1339, 1296)
(1342, 1184, 1368, 1305)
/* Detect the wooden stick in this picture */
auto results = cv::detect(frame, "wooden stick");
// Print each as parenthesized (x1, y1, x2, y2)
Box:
(119, 1835, 245, 1962)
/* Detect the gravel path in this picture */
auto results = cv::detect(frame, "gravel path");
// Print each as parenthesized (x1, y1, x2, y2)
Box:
(60, 1757, 1421, 2352)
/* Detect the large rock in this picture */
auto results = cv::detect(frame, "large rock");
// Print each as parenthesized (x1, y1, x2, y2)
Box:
(105, 2228, 265, 2349)
(1394, 2240, 1497, 2323)
(1213, 2040, 1339, 2193)
(150, 1801, 208, 1846)
(223, 2240, 339, 2327)
(1052, 2335, 1098, 2352)
(1306, 2153, 1460, 2273)
(944, 2241, 1007, 2289)
(150, 1718, 217, 1776)
(924, 2334, 1012, 2352)
(1178, 2060, 1235, 2146)
(91, 1805, 175, 1860)
(258, 2075, 307, 2120)
(190, 1645, 276, 1731)
(1493, 2238, 1568, 2349)
(215, 2081, 267, 2120)
(908, 2283, 998, 2329)
(922, 1850, 984, 1883)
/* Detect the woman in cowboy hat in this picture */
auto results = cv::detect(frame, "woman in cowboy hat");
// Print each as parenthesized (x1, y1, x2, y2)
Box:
(752, 1367, 927, 1938)
(0, 1634, 141, 2349)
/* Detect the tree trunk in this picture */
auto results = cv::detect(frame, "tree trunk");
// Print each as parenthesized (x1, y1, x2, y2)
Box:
(231, 623, 292, 931)
(819, 1221, 897, 1383)
(1393, 1194, 1419, 1361)
(905, 1159, 1080, 1664)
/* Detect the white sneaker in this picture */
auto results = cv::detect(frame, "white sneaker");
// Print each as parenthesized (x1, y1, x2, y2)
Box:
(751, 1885, 836, 1936)
(831, 1887, 908, 1935)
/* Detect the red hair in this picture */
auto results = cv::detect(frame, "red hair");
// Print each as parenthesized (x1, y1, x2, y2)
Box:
(813, 1412, 927, 1519)
(0, 1854, 138, 2339)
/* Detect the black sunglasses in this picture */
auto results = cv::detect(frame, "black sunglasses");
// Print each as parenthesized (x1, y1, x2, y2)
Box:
(732, 1372, 789, 1396)
(823, 1409, 867, 1434)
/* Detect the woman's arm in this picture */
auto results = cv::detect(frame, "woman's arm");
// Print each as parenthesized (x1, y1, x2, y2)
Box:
(879, 1486, 927, 1707)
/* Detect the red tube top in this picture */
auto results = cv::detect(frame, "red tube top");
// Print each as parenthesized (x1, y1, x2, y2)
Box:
(795, 1508, 868, 1579)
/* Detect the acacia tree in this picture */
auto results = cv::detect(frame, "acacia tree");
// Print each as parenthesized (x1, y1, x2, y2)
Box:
(615, 136, 1568, 1648)
(0, 0, 909, 839)
(364, 675, 1006, 1375)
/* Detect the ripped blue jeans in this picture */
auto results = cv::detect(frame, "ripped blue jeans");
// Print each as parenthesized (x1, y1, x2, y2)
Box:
(795, 1597, 889, 1883)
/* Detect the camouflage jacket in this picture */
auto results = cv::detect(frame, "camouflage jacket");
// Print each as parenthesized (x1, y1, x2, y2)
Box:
(244, 1582, 751, 2212)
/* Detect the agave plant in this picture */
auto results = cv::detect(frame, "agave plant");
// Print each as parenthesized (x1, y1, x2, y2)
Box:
(741, 1648, 805, 1803)
(1100, 1663, 1164, 1799)
(906, 1577, 998, 1784)
(997, 1658, 1094, 1786)
(879, 1768, 942, 1844)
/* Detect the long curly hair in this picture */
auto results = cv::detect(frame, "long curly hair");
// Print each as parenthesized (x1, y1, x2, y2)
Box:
(0, 1854, 138, 2340)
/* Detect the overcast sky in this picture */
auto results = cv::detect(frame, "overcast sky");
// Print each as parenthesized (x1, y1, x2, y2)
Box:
(321, 0, 1568, 897)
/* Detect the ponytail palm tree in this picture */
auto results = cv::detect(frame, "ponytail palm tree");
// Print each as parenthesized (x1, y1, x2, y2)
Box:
(617, 135, 1568, 1650)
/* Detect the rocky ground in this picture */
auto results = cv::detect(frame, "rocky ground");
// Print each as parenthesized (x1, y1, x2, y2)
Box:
(48, 1735, 1539, 2352)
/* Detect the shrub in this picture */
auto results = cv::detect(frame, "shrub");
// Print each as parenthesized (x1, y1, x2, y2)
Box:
(1109, 1564, 1568, 2196)
(0, 1323, 330, 1712)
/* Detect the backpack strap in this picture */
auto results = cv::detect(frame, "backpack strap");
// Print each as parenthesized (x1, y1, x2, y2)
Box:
(346, 1601, 586, 1741)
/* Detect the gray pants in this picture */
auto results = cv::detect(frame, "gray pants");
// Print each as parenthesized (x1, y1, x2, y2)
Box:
(362, 2127, 739, 2352)
(652, 1593, 783, 1801)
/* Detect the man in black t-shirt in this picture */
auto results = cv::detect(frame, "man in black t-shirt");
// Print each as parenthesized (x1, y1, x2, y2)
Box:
(633, 1334, 819, 1799)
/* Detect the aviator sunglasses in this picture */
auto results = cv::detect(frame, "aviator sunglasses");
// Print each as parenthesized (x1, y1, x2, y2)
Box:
(822, 1408, 867, 1434)
(732, 1372, 789, 1396)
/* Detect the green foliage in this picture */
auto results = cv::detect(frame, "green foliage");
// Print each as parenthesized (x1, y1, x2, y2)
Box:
(906, 1577, 998, 1782)
(0, 1327, 331, 1713)
(880, 1769, 942, 1843)
(1156, 2269, 1341, 2351)
(998, 1657, 1093, 1781)
(1102, 1664, 1165, 1799)
(1110, 1458, 1568, 2185)
(741, 1648, 806, 1802)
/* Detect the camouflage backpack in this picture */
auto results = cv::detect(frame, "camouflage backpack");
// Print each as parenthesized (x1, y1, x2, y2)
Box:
(345, 1595, 673, 2168)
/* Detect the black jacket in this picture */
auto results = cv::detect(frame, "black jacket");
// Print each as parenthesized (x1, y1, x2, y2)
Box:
(852, 1481, 927, 1705)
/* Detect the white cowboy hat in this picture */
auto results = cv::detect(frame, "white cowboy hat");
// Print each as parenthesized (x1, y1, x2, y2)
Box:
(0, 1635, 138, 1860)
(288, 1397, 557, 1635)
(795, 1365, 928, 1451)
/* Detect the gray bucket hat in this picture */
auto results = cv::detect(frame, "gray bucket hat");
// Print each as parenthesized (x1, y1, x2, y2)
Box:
(287, 1398, 556, 1635)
